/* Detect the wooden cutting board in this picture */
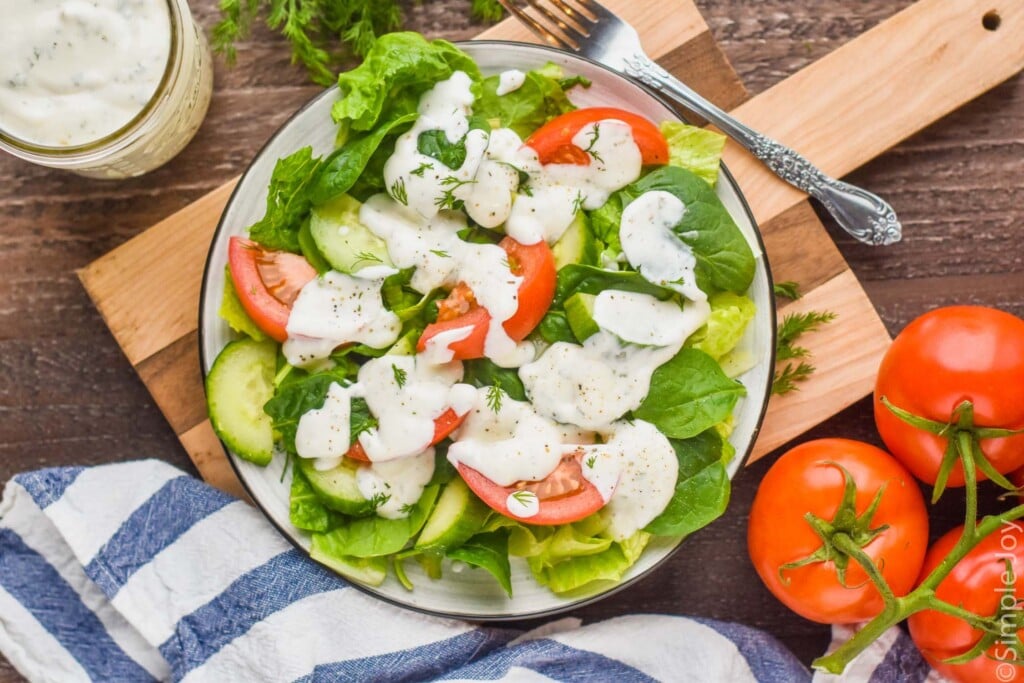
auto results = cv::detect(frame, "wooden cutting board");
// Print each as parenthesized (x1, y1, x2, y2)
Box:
(78, 0, 1024, 499)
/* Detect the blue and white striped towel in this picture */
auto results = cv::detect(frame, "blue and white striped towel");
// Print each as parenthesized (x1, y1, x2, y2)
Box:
(0, 460, 935, 682)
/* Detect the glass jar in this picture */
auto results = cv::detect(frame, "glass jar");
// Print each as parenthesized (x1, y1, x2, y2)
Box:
(0, 0, 214, 179)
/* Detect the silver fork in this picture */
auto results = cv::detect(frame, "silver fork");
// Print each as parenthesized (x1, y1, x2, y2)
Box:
(497, 0, 901, 246)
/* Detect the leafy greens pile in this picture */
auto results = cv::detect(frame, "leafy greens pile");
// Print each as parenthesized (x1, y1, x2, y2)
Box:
(221, 33, 758, 596)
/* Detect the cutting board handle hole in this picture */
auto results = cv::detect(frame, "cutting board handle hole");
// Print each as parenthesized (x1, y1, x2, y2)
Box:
(982, 10, 1001, 30)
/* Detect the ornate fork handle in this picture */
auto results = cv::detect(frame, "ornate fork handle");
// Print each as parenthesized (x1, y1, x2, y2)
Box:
(622, 53, 901, 245)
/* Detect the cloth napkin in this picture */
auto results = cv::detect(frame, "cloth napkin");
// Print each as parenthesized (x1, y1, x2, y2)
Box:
(0, 460, 934, 682)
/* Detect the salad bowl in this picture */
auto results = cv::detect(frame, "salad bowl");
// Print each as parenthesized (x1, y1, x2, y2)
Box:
(199, 40, 775, 619)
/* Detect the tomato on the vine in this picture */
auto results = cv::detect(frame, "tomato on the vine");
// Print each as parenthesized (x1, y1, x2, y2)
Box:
(748, 439, 929, 624)
(874, 306, 1024, 487)
(909, 524, 1024, 682)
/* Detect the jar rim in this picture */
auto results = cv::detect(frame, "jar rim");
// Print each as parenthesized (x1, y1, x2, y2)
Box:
(0, 0, 183, 158)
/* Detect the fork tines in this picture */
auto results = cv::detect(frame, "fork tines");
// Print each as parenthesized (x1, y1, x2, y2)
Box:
(498, 0, 598, 52)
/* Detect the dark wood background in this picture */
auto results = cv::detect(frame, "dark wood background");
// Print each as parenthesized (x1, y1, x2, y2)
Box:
(1, 0, 1021, 679)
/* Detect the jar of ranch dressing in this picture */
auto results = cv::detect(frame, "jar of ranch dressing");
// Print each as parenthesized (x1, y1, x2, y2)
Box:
(0, 0, 213, 178)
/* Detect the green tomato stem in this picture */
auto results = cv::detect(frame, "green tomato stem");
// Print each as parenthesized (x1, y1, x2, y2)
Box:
(830, 532, 896, 603)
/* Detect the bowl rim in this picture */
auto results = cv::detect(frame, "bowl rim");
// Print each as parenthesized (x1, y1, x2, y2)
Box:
(199, 38, 777, 622)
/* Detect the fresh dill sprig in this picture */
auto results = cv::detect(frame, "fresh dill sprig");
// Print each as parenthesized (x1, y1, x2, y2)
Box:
(399, 502, 416, 515)
(773, 281, 802, 300)
(391, 363, 407, 388)
(368, 491, 391, 510)
(352, 250, 383, 267)
(390, 177, 408, 205)
(583, 124, 603, 163)
(510, 490, 536, 506)
(772, 310, 837, 395)
(435, 177, 475, 211)
(429, 248, 450, 258)
(486, 384, 504, 412)
(572, 191, 585, 214)
(772, 361, 817, 395)
(585, 455, 597, 469)
(410, 161, 433, 178)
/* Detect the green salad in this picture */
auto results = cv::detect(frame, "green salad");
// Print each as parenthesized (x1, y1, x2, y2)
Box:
(206, 32, 758, 596)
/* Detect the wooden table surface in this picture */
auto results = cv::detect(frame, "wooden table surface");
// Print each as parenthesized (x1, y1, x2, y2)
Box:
(1, 0, 1021, 679)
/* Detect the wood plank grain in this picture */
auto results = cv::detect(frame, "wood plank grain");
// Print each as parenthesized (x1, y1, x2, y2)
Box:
(749, 269, 891, 461)
(720, 0, 1024, 225)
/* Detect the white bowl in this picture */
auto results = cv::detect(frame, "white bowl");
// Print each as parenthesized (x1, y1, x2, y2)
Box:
(199, 41, 775, 620)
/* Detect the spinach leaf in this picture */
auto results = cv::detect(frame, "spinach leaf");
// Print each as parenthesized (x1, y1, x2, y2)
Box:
(620, 166, 755, 293)
(262, 366, 370, 454)
(310, 113, 417, 206)
(553, 264, 675, 307)
(634, 347, 746, 439)
(248, 146, 323, 252)
(417, 130, 467, 169)
(461, 359, 527, 401)
(290, 465, 339, 533)
(536, 310, 577, 345)
(446, 531, 512, 597)
(310, 485, 439, 557)
(644, 430, 730, 536)
(474, 63, 577, 138)
(332, 33, 480, 131)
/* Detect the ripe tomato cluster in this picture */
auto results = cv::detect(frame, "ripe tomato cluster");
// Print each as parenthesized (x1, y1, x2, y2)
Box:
(748, 306, 1024, 681)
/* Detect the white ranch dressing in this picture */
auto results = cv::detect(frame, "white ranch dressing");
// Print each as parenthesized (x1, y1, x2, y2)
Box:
(579, 420, 679, 540)
(355, 354, 475, 462)
(495, 69, 526, 96)
(284, 270, 402, 367)
(421, 326, 474, 365)
(447, 388, 566, 486)
(355, 448, 436, 520)
(520, 294, 709, 431)
(592, 290, 696, 347)
(505, 119, 644, 245)
(294, 382, 358, 471)
(620, 190, 706, 302)
(0, 0, 172, 147)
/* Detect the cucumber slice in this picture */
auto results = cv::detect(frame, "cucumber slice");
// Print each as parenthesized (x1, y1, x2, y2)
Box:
(310, 194, 393, 274)
(415, 478, 490, 551)
(551, 212, 600, 269)
(297, 457, 374, 516)
(564, 292, 600, 342)
(206, 338, 277, 465)
(298, 218, 332, 274)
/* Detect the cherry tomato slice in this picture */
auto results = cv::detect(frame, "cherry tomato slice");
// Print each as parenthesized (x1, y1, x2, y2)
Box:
(457, 449, 606, 525)
(524, 107, 669, 166)
(417, 237, 555, 360)
(227, 237, 317, 343)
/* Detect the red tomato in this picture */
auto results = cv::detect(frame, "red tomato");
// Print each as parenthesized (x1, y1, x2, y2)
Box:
(524, 107, 669, 166)
(346, 408, 466, 463)
(748, 439, 929, 624)
(874, 306, 1024, 486)
(458, 449, 605, 525)
(909, 525, 1024, 682)
(417, 237, 555, 360)
(228, 237, 317, 342)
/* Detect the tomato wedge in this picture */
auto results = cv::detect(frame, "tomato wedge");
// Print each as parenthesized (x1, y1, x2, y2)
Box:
(457, 449, 606, 525)
(524, 107, 669, 166)
(417, 237, 555, 360)
(228, 237, 317, 343)
(346, 408, 467, 463)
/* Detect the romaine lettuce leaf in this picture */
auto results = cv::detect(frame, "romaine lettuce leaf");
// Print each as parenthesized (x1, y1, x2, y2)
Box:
(644, 430, 730, 536)
(686, 292, 756, 361)
(475, 63, 578, 138)
(310, 485, 439, 558)
(309, 547, 387, 586)
(660, 122, 726, 187)
(634, 347, 746, 439)
(621, 166, 755, 294)
(219, 266, 267, 341)
(332, 33, 481, 131)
